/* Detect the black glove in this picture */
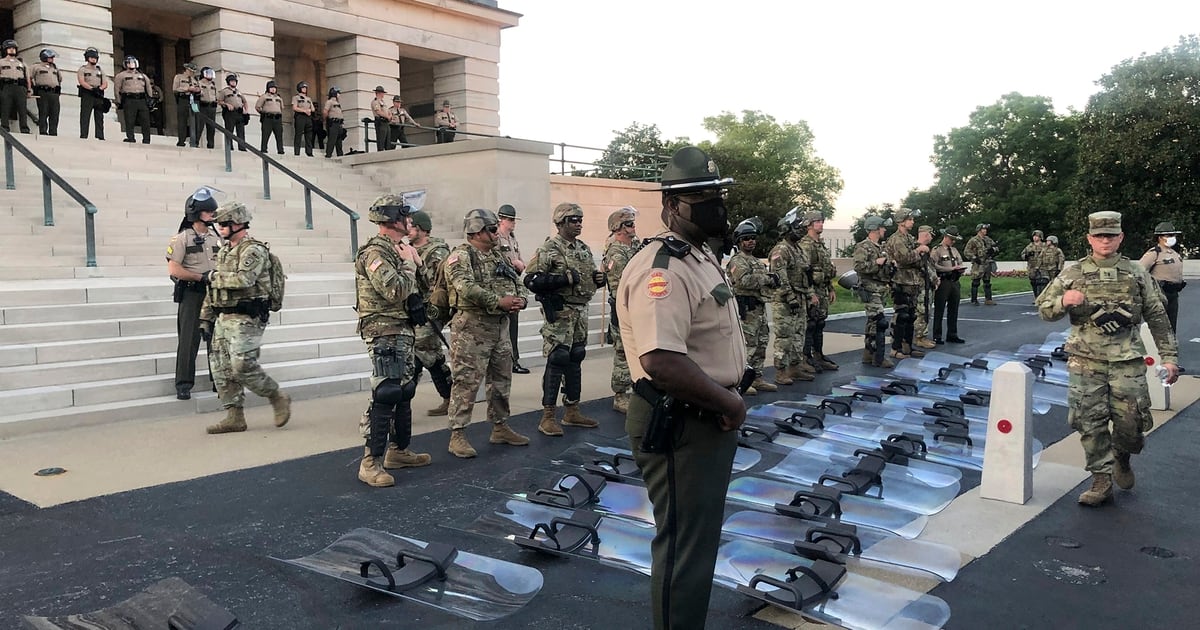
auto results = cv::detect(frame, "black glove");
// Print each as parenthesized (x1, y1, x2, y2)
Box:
(200, 271, 211, 284)
(92, 87, 105, 98)
(198, 320, 213, 342)
(567, 270, 580, 286)
(116, 100, 124, 111)
(787, 299, 802, 314)
(592, 270, 606, 287)
(766, 273, 782, 289)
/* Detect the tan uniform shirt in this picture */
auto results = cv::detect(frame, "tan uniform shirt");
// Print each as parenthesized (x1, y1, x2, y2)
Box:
(434, 109, 457, 128)
(495, 231, 522, 268)
(255, 92, 283, 115)
(30, 62, 61, 88)
(0, 56, 28, 82)
(218, 86, 245, 111)
(171, 72, 198, 96)
(166, 226, 222, 275)
(388, 105, 415, 126)
(932, 244, 965, 274)
(113, 69, 151, 100)
(324, 98, 343, 120)
(77, 64, 105, 90)
(292, 93, 314, 115)
(371, 97, 388, 119)
(197, 78, 218, 104)
(1140, 245, 1185, 283)
(617, 232, 747, 387)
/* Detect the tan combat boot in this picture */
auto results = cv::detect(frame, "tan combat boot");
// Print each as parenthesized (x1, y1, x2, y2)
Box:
(269, 391, 291, 427)
(427, 398, 449, 416)
(795, 361, 817, 375)
(902, 343, 926, 358)
(562, 404, 599, 428)
(538, 406, 564, 436)
(1113, 452, 1135, 490)
(873, 356, 896, 369)
(774, 366, 794, 386)
(207, 407, 247, 434)
(612, 391, 631, 414)
(490, 422, 531, 446)
(1078, 473, 1114, 506)
(750, 378, 778, 393)
(984, 299, 997, 306)
(788, 364, 816, 382)
(448, 429, 477, 458)
(814, 354, 839, 371)
(862, 348, 875, 365)
(384, 444, 432, 469)
(359, 449, 395, 487)
(914, 336, 937, 350)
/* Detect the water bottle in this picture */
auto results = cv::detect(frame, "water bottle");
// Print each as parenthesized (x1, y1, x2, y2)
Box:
(1155, 365, 1172, 388)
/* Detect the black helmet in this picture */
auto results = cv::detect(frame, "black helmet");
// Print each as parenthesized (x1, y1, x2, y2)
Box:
(266, 80, 277, 90)
(658, 146, 736, 193)
(296, 81, 308, 91)
(2, 39, 17, 53)
(781, 207, 805, 235)
(225, 73, 238, 85)
(123, 55, 138, 69)
(201, 66, 214, 80)
(39, 48, 56, 62)
(184, 187, 220, 222)
(733, 218, 762, 240)
(328, 86, 340, 98)
(84, 47, 99, 60)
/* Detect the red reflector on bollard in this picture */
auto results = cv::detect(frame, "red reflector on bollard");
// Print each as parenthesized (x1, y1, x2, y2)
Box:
(1145, 356, 1155, 366)
(998, 420, 1012, 434)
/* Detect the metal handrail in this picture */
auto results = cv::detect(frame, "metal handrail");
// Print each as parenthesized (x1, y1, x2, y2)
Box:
(1, 127, 99, 267)
(198, 111, 361, 257)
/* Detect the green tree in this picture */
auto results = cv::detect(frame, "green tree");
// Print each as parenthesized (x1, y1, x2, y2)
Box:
(1073, 35, 1200, 257)
(698, 110, 843, 255)
(925, 92, 1078, 257)
(583, 122, 685, 181)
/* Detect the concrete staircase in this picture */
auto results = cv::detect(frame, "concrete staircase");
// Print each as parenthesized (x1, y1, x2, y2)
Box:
(0, 133, 610, 438)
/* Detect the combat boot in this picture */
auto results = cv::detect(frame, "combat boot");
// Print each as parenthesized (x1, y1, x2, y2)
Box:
(490, 422, 531, 446)
(794, 361, 817, 376)
(612, 391, 631, 414)
(984, 299, 997, 306)
(774, 367, 794, 386)
(538, 406, 564, 436)
(1077, 473, 1114, 506)
(359, 450, 395, 487)
(383, 444, 432, 469)
(562, 404, 599, 428)
(873, 356, 896, 369)
(1113, 452, 1135, 490)
(804, 357, 825, 374)
(901, 343, 925, 358)
(890, 348, 910, 360)
(814, 354, 839, 371)
(914, 336, 937, 350)
(744, 386, 758, 396)
(750, 378, 778, 393)
(862, 348, 875, 365)
(427, 398, 449, 417)
(448, 429, 477, 458)
(269, 391, 291, 427)
(207, 407, 247, 434)
(788, 364, 816, 382)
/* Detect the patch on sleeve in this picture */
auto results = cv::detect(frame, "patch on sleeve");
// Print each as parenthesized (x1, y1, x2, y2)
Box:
(166, 245, 174, 256)
(606, 259, 614, 271)
(368, 258, 383, 272)
(446, 254, 459, 266)
(646, 270, 671, 299)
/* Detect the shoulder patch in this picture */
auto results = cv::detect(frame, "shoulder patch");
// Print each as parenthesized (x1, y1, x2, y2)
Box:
(446, 254, 459, 266)
(646, 270, 671, 299)
(166, 245, 174, 256)
(368, 258, 383, 272)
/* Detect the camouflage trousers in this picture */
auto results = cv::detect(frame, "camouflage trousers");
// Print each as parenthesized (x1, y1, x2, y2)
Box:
(211, 313, 279, 409)
(358, 333, 416, 439)
(412, 321, 446, 369)
(1066, 355, 1153, 474)
(771, 302, 806, 369)
(741, 303, 770, 377)
(914, 284, 930, 339)
(858, 289, 888, 351)
(609, 316, 631, 394)
(540, 303, 589, 354)
(447, 311, 512, 430)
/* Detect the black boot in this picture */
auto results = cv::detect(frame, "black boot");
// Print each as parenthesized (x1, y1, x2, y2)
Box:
(429, 360, 453, 400)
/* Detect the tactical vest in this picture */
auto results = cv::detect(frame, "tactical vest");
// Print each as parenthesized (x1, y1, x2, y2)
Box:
(208, 239, 271, 307)
(728, 251, 772, 299)
(447, 244, 521, 314)
(355, 236, 413, 337)
(1068, 257, 1144, 331)
(535, 236, 598, 305)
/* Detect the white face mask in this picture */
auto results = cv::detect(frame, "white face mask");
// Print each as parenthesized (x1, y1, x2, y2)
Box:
(1165, 236, 1178, 247)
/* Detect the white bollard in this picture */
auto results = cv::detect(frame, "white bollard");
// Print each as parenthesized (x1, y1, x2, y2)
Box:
(1139, 322, 1171, 411)
(980, 361, 1033, 504)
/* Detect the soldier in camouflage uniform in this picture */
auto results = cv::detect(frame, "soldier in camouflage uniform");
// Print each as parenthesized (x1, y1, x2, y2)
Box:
(444, 209, 530, 458)
(602, 206, 640, 413)
(407, 210, 454, 416)
(727, 218, 779, 394)
(524, 202, 606, 435)
(199, 202, 291, 435)
(769, 208, 815, 385)
(1038, 211, 1179, 506)
(1043, 235, 1065, 282)
(964, 223, 999, 305)
(352, 195, 432, 487)
(912, 225, 939, 349)
(851, 215, 895, 368)
(798, 211, 840, 371)
(884, 208, 930, 359)
(1021, 230, 1047, 301)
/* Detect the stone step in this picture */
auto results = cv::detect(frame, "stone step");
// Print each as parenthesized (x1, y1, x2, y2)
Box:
(0, 274, 354, 306)
(0, 262, 356, 280)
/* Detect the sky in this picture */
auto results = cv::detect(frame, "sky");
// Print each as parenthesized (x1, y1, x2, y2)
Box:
(495, 1, 1200, 227)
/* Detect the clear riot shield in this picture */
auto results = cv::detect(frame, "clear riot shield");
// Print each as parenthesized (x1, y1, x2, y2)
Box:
(726, 475, 928, 540)
(23, 577, 238, 630)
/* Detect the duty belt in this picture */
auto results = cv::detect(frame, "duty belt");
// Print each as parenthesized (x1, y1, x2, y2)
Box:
(261, 113, 281, 119)
(120, 93, 147, 99)
(327, 118, 343, 123)
(0, 78, 18, 85)
(33, 85, 58, 91)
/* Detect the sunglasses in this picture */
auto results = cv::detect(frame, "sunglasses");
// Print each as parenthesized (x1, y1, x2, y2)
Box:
(484, 225, 499, 234)
(564, 216, 584, 224)
(620, 221, 635, 229)
(739, 235, 757, 241)
(217, 221, 235, 227)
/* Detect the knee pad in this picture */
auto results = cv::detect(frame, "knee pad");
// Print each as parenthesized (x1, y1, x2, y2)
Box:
(548, 344, 571, 368)
(373, 377, 417, 406)
(569, 342, 586, 363)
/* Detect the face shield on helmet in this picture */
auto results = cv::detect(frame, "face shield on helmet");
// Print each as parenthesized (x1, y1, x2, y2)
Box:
(2, 40, 17, 56)
(185, 186, 221, 223)
(225, 73, 238, 86)
(733, 218, 762, 241)
(39, 49, 56, 62)
(201, 67, 215, 81)
(124, 55, 138, 70)
(84, 48, 99, 62)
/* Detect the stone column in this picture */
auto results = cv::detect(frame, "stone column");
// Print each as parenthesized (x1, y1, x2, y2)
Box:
(433, 56, 500, 138)
(14, 0, 116, 136)
(327, 35, 399, 151)
(159, 37, 178, 137)
(189, 8, 274, 140)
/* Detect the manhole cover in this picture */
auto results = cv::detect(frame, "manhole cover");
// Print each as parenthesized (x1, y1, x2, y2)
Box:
(34, 467, 66, 477)
(1044, 536, 1082, 549)
(1140, 546, 1176, 559)
(1034, 559, 1107, 585)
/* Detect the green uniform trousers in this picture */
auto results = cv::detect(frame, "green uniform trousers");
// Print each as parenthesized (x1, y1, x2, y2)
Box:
(1, 82, 29, 133)
(627, 393, 738, 630)
(293, 113, 313, 155)
(35, 88, 59, 135)
(260, 115, 283, 153)
(174, 283, 206, 392)
(79, 89, 104, 139)
(122, 97, 150, 142)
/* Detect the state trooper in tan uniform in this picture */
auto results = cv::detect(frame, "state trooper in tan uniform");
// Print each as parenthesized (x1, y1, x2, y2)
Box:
(388, 95, 417, 148)
(323, 87, 344, 158)
(255, 80, 284, 154)
(495, 204, 530, 374)
(218, 73, 248, 150)
(76, 47, 107, 140)
(617, 146, 748, 630)
(113, 55, 153, 144)
(291, 81, 315, 156)
(0, 39, 31, 134)
(370, 86, 391, 150)
(171, 62, 201, 147)
(31, 48, 62, 136)
(167, 188, 222, 399)
(1139, 221, 1187, 335)
(434, 99, 457, 143)
(196, 67, 218, 148)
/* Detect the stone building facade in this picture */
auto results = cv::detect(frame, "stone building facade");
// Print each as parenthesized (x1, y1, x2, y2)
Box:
(2, 0, 516, 148)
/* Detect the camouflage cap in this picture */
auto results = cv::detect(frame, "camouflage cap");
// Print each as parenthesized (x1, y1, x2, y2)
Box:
(941, 225, 963, 240)
(497, 204, 518, 219)
(607, 206, 637, 231)
(864, 215, 888, 231)
(1154, 221, 1180, 235)
(1088, 211, 1122, 235)
(214, 201, 252, 224)
(918, 225, 934, 233)
(464, 208, 499, 234)
(1032, 230, 1044, 238)
(368, 194, 412, 224)
(552, 202, 583, 224)
(410, 210, 432, 233)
